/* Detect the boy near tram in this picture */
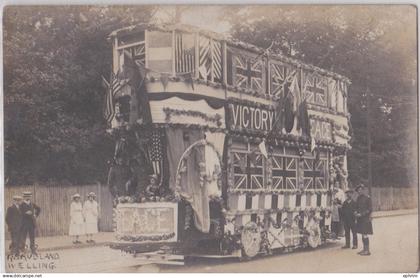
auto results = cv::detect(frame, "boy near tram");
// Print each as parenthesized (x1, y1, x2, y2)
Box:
(355, 184, 373, 256)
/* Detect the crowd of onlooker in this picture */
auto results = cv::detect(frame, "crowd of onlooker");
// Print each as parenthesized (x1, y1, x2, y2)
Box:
(6, 191, 99, 256)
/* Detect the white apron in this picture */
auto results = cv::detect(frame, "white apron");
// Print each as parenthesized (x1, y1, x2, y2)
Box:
(83, 200, 99, 234)
(69, 202, 85, 236)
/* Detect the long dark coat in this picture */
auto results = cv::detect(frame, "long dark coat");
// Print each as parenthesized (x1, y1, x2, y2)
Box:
(6, 204, 22, 232)
(355, 194, 373, 235)
(20, 201, 41, 228)
(341, 198, 357, 225)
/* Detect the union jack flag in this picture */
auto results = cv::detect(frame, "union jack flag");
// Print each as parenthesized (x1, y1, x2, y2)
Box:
(123, 43, 145, 68)
(302, 158, 327, 190)
(198, 36, 222, 82)
(232, 151, 264, 190)
(271, 156, 297, 190)
(303, 72, 327, 106)
(234, 55, 263, 93)
(270, 63, 298, 97)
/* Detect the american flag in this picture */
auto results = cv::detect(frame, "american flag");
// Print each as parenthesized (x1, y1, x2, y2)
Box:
(103, 71, 121, 124)
(175, 33, 195, 74)
(148, 129, 164, 176)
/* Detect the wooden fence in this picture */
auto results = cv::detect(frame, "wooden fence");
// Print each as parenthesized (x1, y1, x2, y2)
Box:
(4, 185, 418, 238)
(4, 183, 114, 238)
(371, 187, 418, 211)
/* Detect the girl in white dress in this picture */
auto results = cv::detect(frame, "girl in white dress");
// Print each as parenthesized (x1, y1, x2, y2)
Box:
(69, 194, 85, 244)
(83, 192, 99, 243)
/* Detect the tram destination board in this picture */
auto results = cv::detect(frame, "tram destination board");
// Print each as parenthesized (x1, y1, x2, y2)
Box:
(115, 202, 178, 243)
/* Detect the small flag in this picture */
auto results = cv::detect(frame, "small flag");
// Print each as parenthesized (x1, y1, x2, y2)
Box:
(103, 71, 122, 124)
(148, 129, 164, 176)
(259, 140, 268, 159)
(199, 65, 208, 79)
(101, 75, 109, 89)
(248, 150, 258, 167)
(184, 72, 195, 91)
(160, 73, 170, 91)
(311, 137, 316, 152)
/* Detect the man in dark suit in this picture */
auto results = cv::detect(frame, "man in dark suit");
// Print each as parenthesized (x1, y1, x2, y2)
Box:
(20, 191, 41, 254)
(341, 189, 358, 249)
(6, 195, 23, 255)
(355, 184, 373, 256)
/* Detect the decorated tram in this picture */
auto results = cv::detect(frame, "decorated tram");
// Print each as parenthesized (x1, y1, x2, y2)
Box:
(104, 23, 351, 262)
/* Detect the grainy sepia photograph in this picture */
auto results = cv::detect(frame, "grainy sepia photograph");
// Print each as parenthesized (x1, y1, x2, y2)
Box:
(1, 4, 418, 273)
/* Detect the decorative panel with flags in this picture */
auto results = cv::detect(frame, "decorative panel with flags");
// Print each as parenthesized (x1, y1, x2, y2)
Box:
(302, 158, 327, 190)
(175, 32, 195, 74)
(232, 150, 265, 190)
(121, 43, 146, 68)
(271, 156, 298, 190)
(303, 72, 327, 106)
(327, 78, 337, 110)
(147, 31, 173, 74)
(232, 52, 264, 94)
(198, 36, 223, 83)
(270, 62, 299, 97)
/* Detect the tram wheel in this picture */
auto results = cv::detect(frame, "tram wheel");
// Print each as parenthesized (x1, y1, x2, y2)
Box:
(240, 222, 261, 258)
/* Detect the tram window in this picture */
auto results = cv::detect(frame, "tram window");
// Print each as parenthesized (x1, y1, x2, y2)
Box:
(317, 193, 322, 206)
(276, 212, 282, 225)
(298, 211, 304, 229)
(251, 213, 257, 223)
(271, 194, 278, 209)
(295, 193, 301, 207)
(245, 195, 252, 209)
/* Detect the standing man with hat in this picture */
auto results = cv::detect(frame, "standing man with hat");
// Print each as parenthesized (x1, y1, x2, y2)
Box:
(20, 191, 41, 254)
(341, 189, 358, 249)
(6, 195, 23, 255)
(355, 184, 373, 255)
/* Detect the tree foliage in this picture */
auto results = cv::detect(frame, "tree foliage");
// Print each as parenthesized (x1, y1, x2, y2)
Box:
(4, 6, 157, 184)
(224, 5, 417, 187)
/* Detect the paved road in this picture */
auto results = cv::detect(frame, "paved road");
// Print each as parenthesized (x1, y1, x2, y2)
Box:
(5, 214, 418, 273)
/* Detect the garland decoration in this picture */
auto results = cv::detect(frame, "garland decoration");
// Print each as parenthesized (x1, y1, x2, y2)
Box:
(163, 107, 223, 127)
(117, 232, 175, 242)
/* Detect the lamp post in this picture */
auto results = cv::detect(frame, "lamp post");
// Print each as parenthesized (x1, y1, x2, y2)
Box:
(365, 88, 373, 197)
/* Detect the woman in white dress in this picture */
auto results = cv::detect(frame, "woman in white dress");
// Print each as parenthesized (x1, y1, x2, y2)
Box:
(83, 192, 99, 243)
(69, 193, 85, 244)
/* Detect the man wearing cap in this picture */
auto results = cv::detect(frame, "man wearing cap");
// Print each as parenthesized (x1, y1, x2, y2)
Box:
(20, 192, 41, 254)
(6, 195, 23, 255)
(341, 189, 358, 249)
(355, 184, 373, 256)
